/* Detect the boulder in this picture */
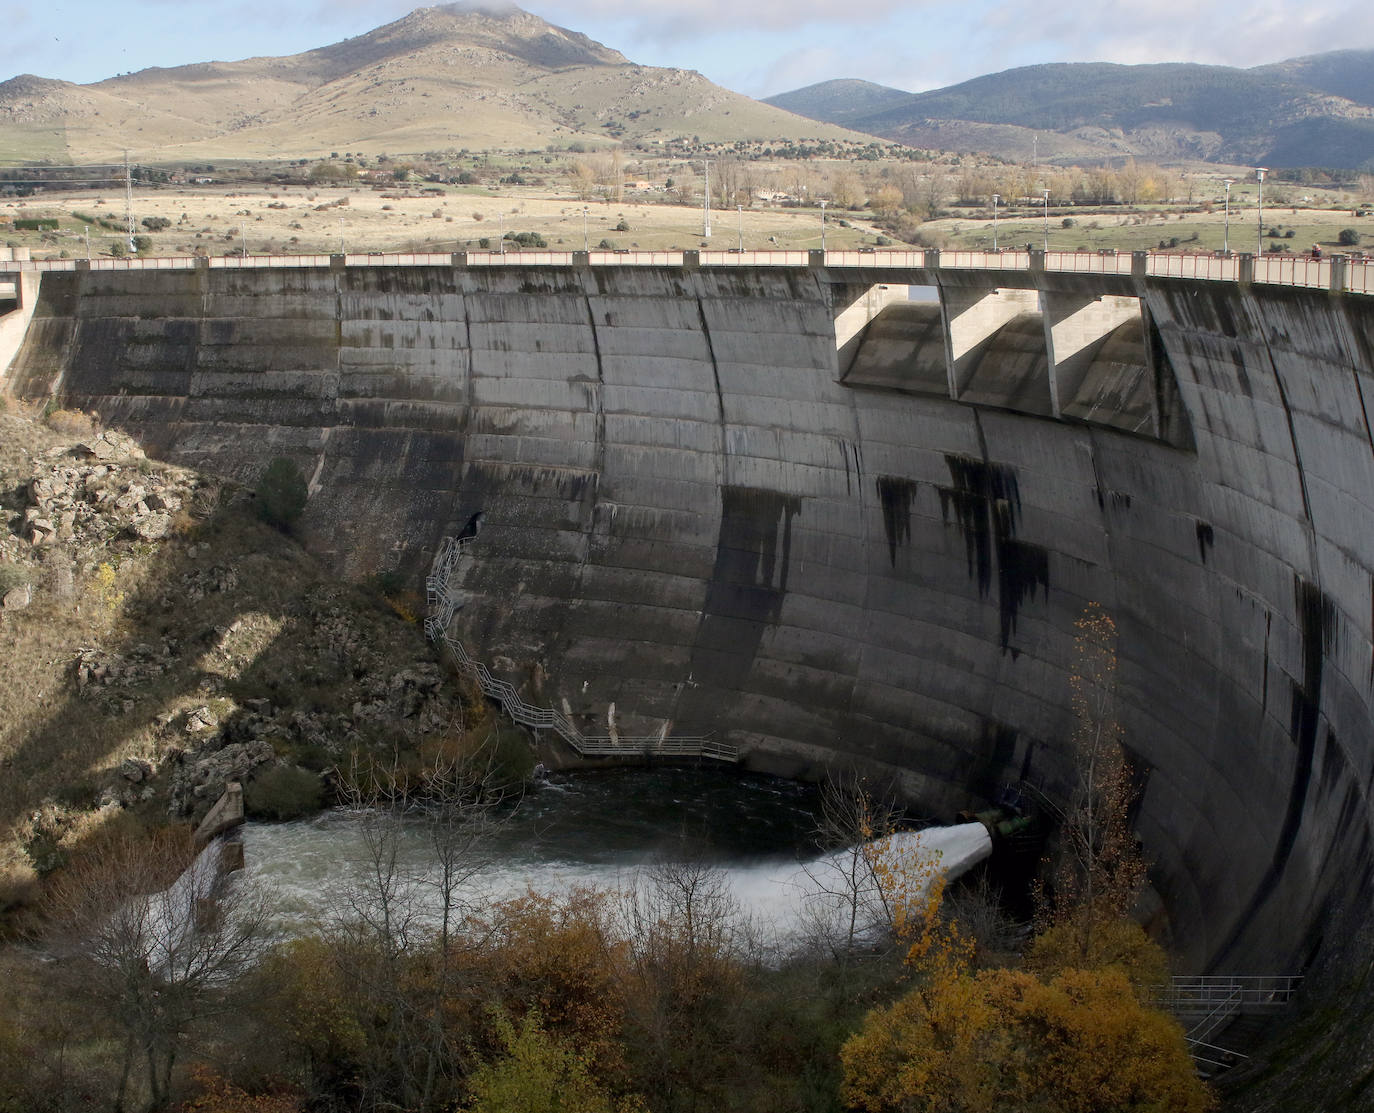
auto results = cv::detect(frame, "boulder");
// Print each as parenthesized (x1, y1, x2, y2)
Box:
(1, 584, 31, 611)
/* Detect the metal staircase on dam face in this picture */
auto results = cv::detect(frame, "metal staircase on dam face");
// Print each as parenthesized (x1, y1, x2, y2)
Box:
(1156, 975, 1303, 1077)
(425, 535, 738, 763)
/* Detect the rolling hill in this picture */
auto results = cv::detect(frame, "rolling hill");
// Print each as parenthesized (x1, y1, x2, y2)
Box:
(0, 3, 869, 164)
(766, 54, 1374, 169)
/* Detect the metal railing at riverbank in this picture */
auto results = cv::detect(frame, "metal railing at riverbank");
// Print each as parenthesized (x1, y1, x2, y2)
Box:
(425, 535, 737, 763)
(3, 248, 1370, 297)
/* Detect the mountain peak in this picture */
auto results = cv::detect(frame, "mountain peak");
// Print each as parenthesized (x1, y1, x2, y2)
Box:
(346, 3, 628, 70)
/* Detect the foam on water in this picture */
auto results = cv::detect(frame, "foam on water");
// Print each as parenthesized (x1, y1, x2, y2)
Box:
(242, 785, 992, 941)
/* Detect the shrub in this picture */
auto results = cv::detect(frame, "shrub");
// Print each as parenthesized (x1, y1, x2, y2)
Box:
(0, 564, 30, 598)
(613, 219, 629, 232)
(43, 407, 96, 436)
(141, 216, 171, 231)
(1339, 228, 1361, 246)
(1061, 216, 1076, 228)
(254, 457, 308, 531)
(132, 234, 152, 254)
(245, 765, 323, 821)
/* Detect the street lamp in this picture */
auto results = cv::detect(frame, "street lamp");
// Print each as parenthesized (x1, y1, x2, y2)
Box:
(820, 198, 828, 252)
(1222, 179, 1234, 254)
(1255, 167, 1268, 257)
(582, 206, 588, 251)
(1042, 189, 1051, 251)
(991, 193, 1000, 251)
(499, 212, 506, 256)
(737, 203, 744, 253)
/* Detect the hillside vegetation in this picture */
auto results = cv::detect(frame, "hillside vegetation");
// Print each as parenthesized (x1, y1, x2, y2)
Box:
(767, 53, 1374, 169)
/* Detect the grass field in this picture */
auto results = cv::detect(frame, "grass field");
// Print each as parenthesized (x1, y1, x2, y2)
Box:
(3, 178, 1372, 260)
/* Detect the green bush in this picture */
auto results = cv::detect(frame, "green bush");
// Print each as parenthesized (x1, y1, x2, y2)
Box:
(1339, 228, 1361, 246)
(255, 457, 308, 531)
(141, 216, 171, 231)
(245, 764, 323, 820)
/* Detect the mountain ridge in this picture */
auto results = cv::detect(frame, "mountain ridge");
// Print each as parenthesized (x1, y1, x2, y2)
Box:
(765, 53, 1374, 168)
(0, 3, 865, 163)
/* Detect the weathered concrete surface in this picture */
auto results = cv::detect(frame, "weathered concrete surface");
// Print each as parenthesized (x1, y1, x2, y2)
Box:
(7, 264, 1374, 977)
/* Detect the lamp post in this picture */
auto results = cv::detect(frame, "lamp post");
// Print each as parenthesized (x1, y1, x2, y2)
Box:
(992, 193, 1000, 251)
(582, 206, 588, 251)
(1222, 179, 1234, 254)
(1042, 189, 1051, 251)
(820, 198, 828, 252)
(499, 212, 506, 256)
(1255, 167, 1267, 257)
(737, 204, 744, 253)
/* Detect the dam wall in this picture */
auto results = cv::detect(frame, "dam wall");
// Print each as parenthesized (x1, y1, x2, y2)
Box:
(6, 260, 1374, 974)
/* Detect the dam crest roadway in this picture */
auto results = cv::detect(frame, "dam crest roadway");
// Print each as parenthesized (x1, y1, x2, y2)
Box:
(4, 246, 1374, 982)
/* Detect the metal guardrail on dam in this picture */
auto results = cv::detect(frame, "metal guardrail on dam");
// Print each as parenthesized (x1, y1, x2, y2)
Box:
(1, 247, 1370, 294)
(425, 535, 738, 763)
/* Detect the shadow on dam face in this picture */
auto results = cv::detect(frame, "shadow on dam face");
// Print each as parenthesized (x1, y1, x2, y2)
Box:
(7, 264, 1374, 978)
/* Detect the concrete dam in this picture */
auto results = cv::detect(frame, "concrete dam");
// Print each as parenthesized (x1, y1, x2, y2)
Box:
(4, 248, 1374, 977)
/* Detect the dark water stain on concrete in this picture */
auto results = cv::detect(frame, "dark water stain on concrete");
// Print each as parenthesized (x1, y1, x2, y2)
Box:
(686, 486, 803, 691)
(876, 475, 920, 567)
(937, 455, 1049, 653)
(1196, 521, 1215, 563)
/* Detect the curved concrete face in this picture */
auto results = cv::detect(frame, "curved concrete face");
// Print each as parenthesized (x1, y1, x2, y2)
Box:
(8, 263, 1374, 976)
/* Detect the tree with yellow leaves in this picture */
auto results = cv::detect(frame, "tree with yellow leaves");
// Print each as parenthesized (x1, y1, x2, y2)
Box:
(840, 965, 1214, 1113)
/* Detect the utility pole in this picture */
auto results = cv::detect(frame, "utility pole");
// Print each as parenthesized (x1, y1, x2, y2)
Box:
(737, 204, 743, 252)
(820, 198, 828, 252)
(992, 192, 1000, 251)
(702, 161, 712, 239)
(1223, 179, 1234, 254)
(1256, 167, 1268, 258)
(124, 151, 135, 254)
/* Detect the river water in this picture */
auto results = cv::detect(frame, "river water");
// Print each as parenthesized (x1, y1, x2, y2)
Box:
(240, 767, 991, 943)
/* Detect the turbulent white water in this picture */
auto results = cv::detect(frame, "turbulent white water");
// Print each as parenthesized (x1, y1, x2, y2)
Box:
(239, 771, 992, 942)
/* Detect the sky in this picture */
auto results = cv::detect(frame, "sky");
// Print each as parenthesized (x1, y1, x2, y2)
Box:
(4, 0, 1372, 97)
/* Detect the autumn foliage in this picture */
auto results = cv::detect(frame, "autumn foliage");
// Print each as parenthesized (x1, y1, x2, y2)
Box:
(841, 965, 1214, 1113)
